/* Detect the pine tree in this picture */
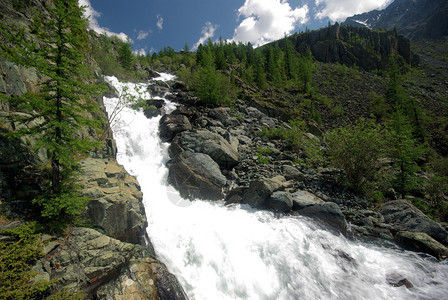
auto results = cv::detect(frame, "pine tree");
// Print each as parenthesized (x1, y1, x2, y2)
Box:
(297, 50, 314, 92)
(118, 40, 133, 70)
(387, 111, 425, 198)
(1, 0, 102, 229)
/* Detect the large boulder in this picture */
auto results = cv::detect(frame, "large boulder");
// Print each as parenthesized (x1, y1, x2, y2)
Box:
(243, 176, 286, 208)
(291, 190, 325, 210)
(143, 99, 165, 118)
(268, 191, 293, 213)
(35, 227, 187, 299)
(396, 231, 448, 260)
(168, 151, 227, 200)
(176, 129, 239, 168)
(298, 202, 347, 235)
(79, 158, 147, 245)
(159, 114, 192, 142)
(380, 200, 448, 244)
(282, 165, 306, 181)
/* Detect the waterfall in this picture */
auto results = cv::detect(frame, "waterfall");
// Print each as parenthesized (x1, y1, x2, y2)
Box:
(103, 76, 448, 300)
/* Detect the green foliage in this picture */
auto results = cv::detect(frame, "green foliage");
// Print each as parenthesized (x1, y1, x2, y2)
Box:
(117, 40, 134, 70)
(369, 91, 389, 122)
(331, 103, 344, 117)
(301, 138, 325, 168)
(12, 0, 25, 11)
(297, 50, 314, 92)
(256, 154, 271, 164)
(195, 65, 233, 106)
(256, 147, 274, 156)
(258, 119, 306, 152)
(326, 118, 386, 192)
(386, 111, 426, 198)
(0, 0, 102, 230)
(0, 222, 54, 299)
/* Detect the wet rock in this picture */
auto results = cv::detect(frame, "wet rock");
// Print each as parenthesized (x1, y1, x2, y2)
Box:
(147, 81, 170, 97)
(176, 129, 239, 168)
(298, 202, 347, 235)
(387, 273, 414, 289)
(143, 99, 165, 118)
(268, 191, 293, 213)
(244, 176, 286, 208)
(225, 187, 247, 205)
(395, 231, 448, 260)
(168, 151, 227, 200)
(380, 200, 448, 244)
(79, 158, 147, 244)
(159, 114, 192, 142)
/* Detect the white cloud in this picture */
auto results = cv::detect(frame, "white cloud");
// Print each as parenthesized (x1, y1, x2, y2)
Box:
(192, 22, 219, 50)
(79, 0, 130, 42)
(232, 0, 308, 47)
(315, 0, 393, 21)
(137, 30, 150, 40)
(133, 48, 146, 56)
(156, 15, 164, 30)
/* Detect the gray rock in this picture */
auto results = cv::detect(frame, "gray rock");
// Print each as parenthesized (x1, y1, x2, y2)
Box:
(380, 200, 448, 244)
(298, 202, 348, 235)
(177, 129, 239, 168)
(96, 259, 187, 300)
(283, 165, 306, 181)
(169, 151, 227, 200)
(244, 176, 286, 208)
(291, 190, 325, 210)
(396, 231, 448, 260)
(268, 191, 293, 213)
(159, 114, 192, 142)
(209, 107, 231, 126)
(40, 227, 187, 299)
(79, 158, 147, 244)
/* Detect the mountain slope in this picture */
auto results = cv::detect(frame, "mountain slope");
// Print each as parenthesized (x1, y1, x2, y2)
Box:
(344, 0, 448, 40)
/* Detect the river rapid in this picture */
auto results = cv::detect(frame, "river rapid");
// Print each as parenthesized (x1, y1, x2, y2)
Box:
(103, 75, 448, 300)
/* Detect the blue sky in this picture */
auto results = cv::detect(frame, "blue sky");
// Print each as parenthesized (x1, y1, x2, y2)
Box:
(79, 0, 393, 55)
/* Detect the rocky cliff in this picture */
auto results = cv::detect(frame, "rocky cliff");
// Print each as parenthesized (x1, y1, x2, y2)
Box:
(272, 23, 419, 70)
(344, 0, 448, 40)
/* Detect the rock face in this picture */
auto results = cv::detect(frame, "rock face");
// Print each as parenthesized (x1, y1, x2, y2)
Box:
(35, 227, 187, 299)
(297, 202, 348, 235)
(275, 24, 419, 70)
(168, 151, 227, 200)
(344, 0, 448, 40)
(176, 129, 239, 169)
(79, 158, 147, 245)
(380, 200, 448, 244)
(396, 231, 448, 260)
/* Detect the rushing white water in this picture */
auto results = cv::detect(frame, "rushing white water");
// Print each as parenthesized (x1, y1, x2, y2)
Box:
(103, 76, 448, 300)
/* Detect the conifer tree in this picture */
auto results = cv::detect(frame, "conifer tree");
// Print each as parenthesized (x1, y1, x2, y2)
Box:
(387, 111, 425, 198)
(1, 0, 102, 229)
(118, 39, 133, 70)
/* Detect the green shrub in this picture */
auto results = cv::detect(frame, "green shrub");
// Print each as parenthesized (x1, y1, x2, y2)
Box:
(258, 119, 306, 152)
(256, 154, 270, 164)
(0, 222, 54, 299)
(325, 118, 386, 192)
